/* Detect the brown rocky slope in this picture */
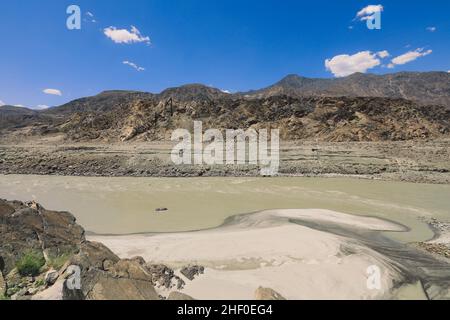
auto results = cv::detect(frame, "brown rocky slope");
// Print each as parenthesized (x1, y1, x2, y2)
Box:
(54, 95, 450, 142)
(0, 199, 190, 300)
(242, 72, 450, 108)
(1, 71, 450, 143)
(2, 92, 449, 143)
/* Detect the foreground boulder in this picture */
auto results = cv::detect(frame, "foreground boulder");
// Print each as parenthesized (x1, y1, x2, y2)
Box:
(180, 265, 205, 281)
(254, 287, 286, 300)
(0, 199, 161, 300)
(0, 270, 6, 297)
(0, 200, 83, 275)
(168, 291, 195, 300)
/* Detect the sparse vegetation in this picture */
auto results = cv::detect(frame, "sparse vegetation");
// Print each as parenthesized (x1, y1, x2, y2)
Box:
(47, 253, 71, 270)
(34, 278, 45, 287)
(6, 285, 20, 297)
(0, 294, 10, 300)
(16, 250, 46, 277)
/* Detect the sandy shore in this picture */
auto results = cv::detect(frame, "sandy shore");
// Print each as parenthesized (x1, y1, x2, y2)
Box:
(89, 209, 419, 300)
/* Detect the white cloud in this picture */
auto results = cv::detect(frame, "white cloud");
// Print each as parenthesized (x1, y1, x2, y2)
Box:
(85, 12, 96, 23)
(356, 5, 383, 21)
(389, 48, 432, 67)
(220, 89, 231, 94)
(325, 51, 382, 77)
(377, 50, 390, 58)
(34, 105, 50, 110)
(104, 26, 151, 45)
(0, 100, 5, 106)
(426, 27, 437, 32)
(6, 104, 49, 110)
(43, 88, 62, 96)
(123, 61, 145, 72)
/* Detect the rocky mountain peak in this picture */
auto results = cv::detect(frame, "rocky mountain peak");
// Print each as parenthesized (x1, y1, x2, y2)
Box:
(158, 83, 229, 101)
(244, 71, 450, 107)
(275, 74, 311, 87)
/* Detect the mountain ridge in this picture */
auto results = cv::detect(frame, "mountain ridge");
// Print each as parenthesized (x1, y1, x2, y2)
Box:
(1, 71, 450, 142)
(241, 71, 450, 107)
(10, 71, 449, 115)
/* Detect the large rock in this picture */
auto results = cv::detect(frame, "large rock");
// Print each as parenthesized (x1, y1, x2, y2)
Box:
(146, 264, 185, 290)
(62, 245, 160, 300)
(33, 279, 65, 300)
(168, 291, 195, 300)
(72, 241, 120, 270)
(0, 199, 160, 300)
(0, 199, 83, 274)
(180, 265, 205, 281)
(254, 287, 286, 300)
(45, 270, 59, 286)
(0, 271, 5, 296)
(85, 275, 159, 300)
(63, 247, 162, 300)
(110, 259, 152, 282)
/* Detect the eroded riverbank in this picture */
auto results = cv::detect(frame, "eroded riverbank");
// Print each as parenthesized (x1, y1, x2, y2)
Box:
(1, 140, 450, 184)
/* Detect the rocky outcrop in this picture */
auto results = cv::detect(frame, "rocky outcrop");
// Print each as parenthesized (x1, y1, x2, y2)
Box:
(34, 256, 161, 301)
(415, 217, 450, 259)
(168, 291, 195, 300)
(416, 243, 450, 259)
(254, 287, 286, 300)
(45, 96, 450, 142)
(44, 270, 59, 286)
(0, 199, 84, 275)
(78, 270, 159, 300)
(180, 265, 205, 281)
(0, 270, 6, 297)
(243, 72, 450, 108)
(146, 264, 185, 290)
(0, 199, 162, 300)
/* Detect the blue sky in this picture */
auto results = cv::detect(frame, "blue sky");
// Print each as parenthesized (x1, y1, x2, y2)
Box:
(0, 0, 449, 109)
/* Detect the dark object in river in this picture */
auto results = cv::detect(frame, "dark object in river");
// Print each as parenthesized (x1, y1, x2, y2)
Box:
(155, 208, 168, 213)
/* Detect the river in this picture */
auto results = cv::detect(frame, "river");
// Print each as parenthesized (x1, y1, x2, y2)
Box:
(0, 175, 449, 242)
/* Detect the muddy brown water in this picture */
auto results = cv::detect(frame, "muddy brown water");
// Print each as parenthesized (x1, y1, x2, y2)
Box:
(0, 175, 449, 243)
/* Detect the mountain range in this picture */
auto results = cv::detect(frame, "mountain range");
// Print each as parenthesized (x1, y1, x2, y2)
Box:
(1, 71, 449, 142)
(242, 72, 450, 107)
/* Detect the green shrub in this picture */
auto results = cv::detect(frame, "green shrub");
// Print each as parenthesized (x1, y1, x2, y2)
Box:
(47, 253, 71, 271)
(16, 250, 46, 277)
(34, 278, 45, 287)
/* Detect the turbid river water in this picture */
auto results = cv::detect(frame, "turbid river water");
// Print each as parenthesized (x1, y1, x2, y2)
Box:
(0, 175, 449, 243)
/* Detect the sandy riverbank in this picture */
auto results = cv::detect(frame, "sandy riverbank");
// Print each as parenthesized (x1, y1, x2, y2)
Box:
(89, 209, 435, 300)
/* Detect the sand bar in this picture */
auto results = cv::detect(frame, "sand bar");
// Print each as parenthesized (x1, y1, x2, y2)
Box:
(90, 209, 411, 299)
